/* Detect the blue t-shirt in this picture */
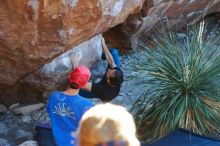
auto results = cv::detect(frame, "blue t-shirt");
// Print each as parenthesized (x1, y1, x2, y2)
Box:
(47, 91, 93, 146)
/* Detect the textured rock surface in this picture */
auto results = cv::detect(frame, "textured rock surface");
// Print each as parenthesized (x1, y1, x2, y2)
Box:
(0, 106, 47, 145)
(0, 138, 10, 146)
(0, 0, 144, 105)
(18, 141, 38, 146)
(0, 104, 7, 113)
(11, 103, 44, 115)
(0, 0, 144, 86)
(1, 35, 103, 105)
(24, 35, 103, 92)
(1, 0, 220, 105)
(114, 0, 220, 49)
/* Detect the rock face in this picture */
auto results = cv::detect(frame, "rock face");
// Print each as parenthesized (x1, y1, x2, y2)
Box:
(0, 0, 144, 105)
(113, 0, 220, 49)
(25, 35, 103, 91)
(18, 141, 38, 146)
(1, 35, 103, 105)
(1, 0, 220, 105)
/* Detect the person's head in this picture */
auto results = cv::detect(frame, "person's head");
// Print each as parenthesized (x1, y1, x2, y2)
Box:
(77, 103, 140, 146)
(106, 68, 123, 87)
(69, 65, 91, 89)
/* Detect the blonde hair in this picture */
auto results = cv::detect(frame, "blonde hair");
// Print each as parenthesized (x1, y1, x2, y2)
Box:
(77, 103, 140, 146)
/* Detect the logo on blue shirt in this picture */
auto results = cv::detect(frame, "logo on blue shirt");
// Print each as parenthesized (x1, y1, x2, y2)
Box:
(53, 103, 75, 119)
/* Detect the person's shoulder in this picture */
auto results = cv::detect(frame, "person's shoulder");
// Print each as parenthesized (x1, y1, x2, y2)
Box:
(49, 91, 62, 100)
(78, 95, 93, 104)
(78, 95, 90, 101)
(76, 96, 94, 109)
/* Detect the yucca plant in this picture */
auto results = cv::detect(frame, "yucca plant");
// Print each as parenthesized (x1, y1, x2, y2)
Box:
(131, 22, 220, 142)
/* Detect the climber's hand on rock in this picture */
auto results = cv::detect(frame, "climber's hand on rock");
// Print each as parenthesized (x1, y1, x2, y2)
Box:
(70, 54, 80, 68)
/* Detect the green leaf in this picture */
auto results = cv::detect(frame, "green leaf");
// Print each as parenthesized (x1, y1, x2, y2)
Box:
(131, 22, 220, 142)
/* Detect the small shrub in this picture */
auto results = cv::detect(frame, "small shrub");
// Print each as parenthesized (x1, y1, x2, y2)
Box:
(131, 22, 220, 142)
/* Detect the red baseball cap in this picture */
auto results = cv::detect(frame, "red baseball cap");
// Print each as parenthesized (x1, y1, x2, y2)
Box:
(69, 65, 91, 89)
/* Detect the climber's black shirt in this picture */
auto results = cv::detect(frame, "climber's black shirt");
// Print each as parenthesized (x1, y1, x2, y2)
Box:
(91, 67, 122, 101)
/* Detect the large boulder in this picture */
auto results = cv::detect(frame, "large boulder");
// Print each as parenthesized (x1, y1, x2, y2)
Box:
(113, 0, 220, 49)
(0, 0, 144, 105)
(1, 35, 102, 105)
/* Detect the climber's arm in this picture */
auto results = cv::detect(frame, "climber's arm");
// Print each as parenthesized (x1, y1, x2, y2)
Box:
(101, 38, 117, 68)
(82, 82, 92, 92)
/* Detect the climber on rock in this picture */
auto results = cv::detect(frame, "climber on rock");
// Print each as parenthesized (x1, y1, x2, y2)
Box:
(79, 37, 124, 102)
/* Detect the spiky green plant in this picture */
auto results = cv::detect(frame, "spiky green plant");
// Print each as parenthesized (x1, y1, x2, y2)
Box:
(131, 22, 220, 142)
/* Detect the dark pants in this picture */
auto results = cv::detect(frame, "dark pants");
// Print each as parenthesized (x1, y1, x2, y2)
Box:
(35, 126, 56, 146)
(79, 48, 120, 99)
